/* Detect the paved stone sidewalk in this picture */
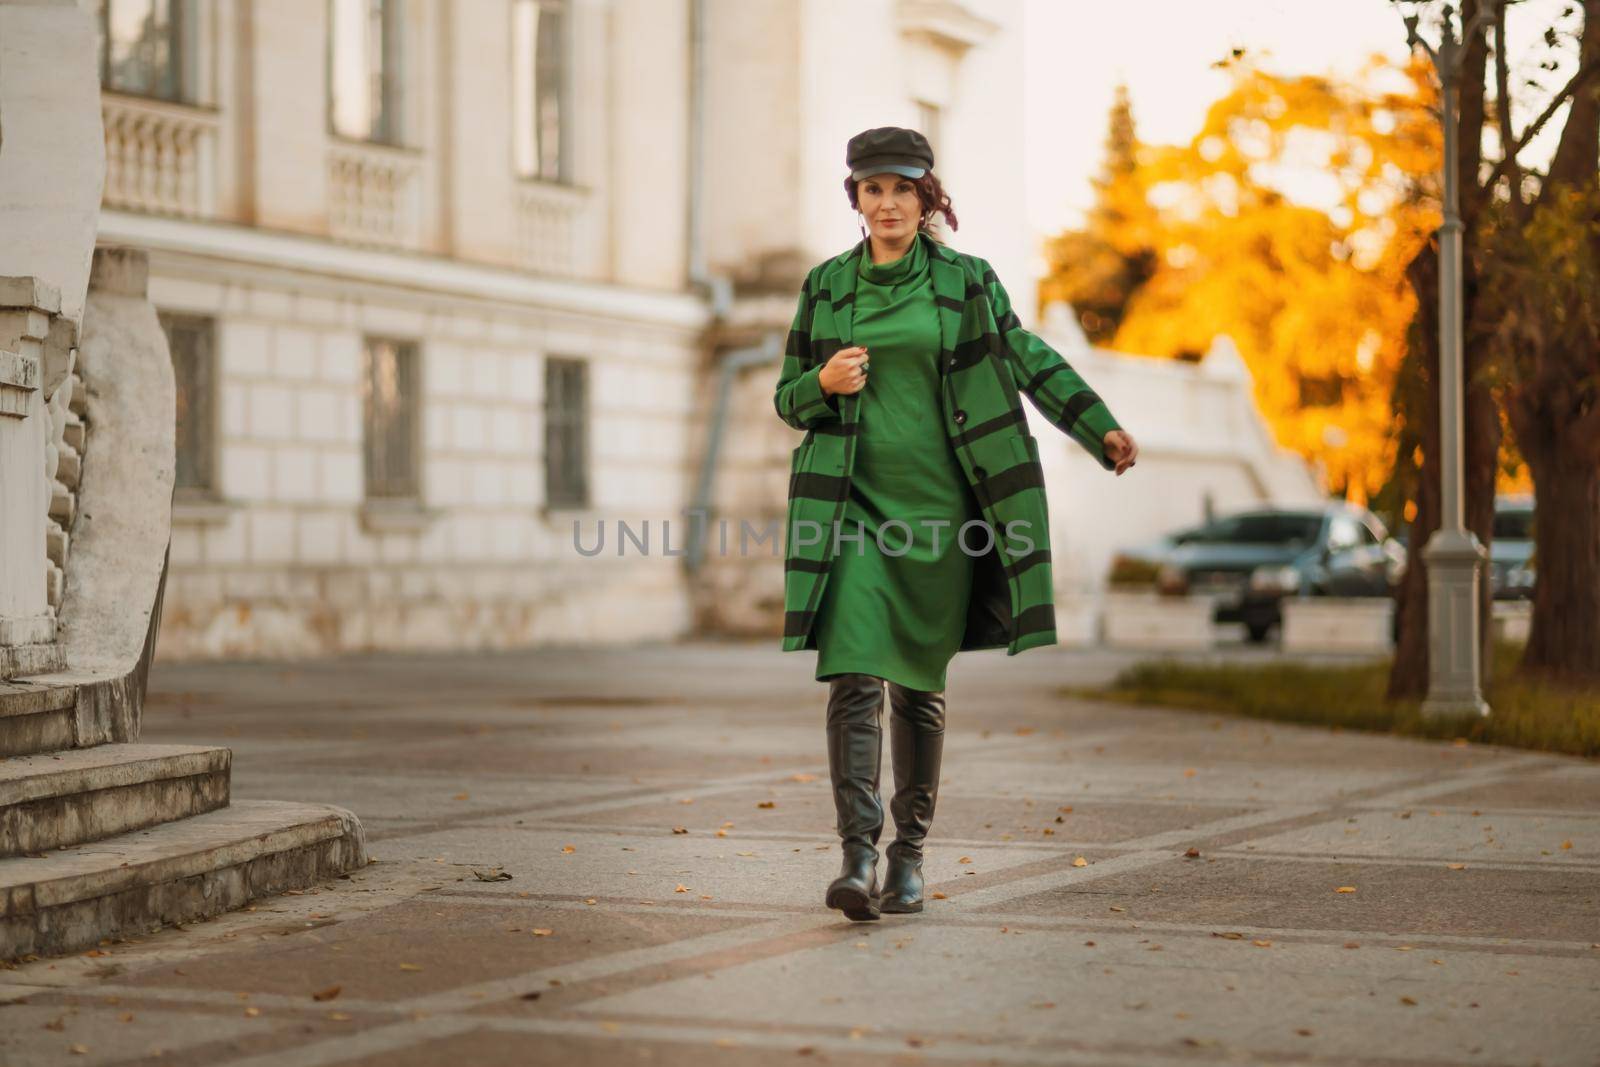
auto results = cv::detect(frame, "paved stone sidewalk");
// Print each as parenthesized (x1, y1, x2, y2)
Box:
(1, 641, 1597, 1066)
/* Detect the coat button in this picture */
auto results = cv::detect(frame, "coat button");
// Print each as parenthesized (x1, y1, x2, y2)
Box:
(953, 410, 967, 425)
(948, 357, 958, 370)
(973, 466, 987, 479)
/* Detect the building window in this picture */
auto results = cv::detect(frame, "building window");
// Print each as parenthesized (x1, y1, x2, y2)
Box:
(97, 0, 195, 103)
(362, 336, 420, 500)
(545, 357, 588, 508)
(512, 0, 568, 182)
(329, 0, 404, 144)
(915, 99, 941, 162)
(158, 311, 216, 497)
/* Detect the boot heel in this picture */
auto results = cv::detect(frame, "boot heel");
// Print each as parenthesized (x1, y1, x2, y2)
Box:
(826, 881, 881, 921)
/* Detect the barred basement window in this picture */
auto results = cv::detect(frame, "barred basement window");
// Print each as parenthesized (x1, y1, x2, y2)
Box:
(544, 357, 588, 508)
(157, 311, 217, 497)
(362, 336, 420, 500)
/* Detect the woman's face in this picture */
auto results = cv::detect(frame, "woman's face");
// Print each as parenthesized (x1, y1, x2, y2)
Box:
(856, 172, 922, 242)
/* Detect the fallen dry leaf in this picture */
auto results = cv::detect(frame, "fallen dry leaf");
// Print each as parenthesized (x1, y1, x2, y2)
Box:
(471, 868, 513, 882)
(452, 792, 469, 801)
(1184, 848, 1201, 858)
(69, 1045, 89, 1056)
(399, 963, 423, 972)
(671, 827, 688, 834)
(244, 1007, 261, 1018)
(1561, 840, 1573, 850)
(561, 845, 576, 854)
(675, 885, 690, 893)
(1252, 939, 1272, 948)
(1072, 856, 1088, 867)
(531, 928, 554, 936)
(1336, 886, 1357, 894)
(327, 1011, 353, 1021)
(1212, 931, 1244, 940)
(789, 773, 816, 783)
(1447, 863, 1467, 870)
(584, 898, 598, 906)
(757, 801, 777, 809)
(312, 985, 342, 1002)
(1399, 995, 1418, 1006)
(930, 892, 948, 900)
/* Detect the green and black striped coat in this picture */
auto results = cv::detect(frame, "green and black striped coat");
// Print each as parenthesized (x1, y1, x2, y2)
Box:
(774, 230, 1124, 656)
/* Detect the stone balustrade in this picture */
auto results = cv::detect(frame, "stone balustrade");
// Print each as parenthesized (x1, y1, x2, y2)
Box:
(515, 178, 586, 275)
(101, 92, 219, 219)
(327, 139, 424, 249)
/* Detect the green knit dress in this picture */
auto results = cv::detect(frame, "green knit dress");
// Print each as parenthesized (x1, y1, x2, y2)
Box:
(813, 235, 981, 693)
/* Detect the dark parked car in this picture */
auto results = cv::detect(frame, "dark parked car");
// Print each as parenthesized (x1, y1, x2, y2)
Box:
(1489, 494, 1535, 600)
(1156, 505, 1405, 642)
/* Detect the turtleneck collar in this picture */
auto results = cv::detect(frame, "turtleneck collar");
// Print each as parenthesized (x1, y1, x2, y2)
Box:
(857, 229, 929, 285)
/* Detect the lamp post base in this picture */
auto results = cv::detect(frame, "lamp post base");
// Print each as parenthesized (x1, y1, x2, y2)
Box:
(1421, 528, 1490, 721)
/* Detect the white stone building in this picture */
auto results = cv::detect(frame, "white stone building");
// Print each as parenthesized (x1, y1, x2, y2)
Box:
(81, 0, 1317, 661)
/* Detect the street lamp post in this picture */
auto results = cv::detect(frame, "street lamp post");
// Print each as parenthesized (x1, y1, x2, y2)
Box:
(1404, 2, 1492, 720)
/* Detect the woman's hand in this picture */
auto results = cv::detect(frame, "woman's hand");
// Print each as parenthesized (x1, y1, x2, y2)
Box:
(819, 346, 869, 396)
(1104, 430, 1139, 476)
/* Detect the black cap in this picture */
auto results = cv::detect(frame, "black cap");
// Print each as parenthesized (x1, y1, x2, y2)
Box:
(846, 126, 934, 181)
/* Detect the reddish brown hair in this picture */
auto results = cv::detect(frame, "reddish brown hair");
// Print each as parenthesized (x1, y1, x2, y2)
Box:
(843, 170, 959, 234)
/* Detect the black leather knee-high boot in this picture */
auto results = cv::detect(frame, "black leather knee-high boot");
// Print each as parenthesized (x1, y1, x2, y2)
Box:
(823, 673, 886, 921)
(878, 682, 946, 913)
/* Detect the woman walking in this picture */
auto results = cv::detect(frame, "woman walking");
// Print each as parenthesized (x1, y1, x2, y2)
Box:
(774, 126, 1138, 922)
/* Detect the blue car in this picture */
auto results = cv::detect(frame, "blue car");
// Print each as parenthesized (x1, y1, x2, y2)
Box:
(1156, 505, 1405, 643)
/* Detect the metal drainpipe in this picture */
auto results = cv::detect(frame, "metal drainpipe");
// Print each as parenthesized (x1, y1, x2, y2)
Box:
(686, 334, 783, 572)
(684, 0, 784, 573)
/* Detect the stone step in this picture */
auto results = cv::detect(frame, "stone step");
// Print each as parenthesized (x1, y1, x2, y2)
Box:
(0, 743, 231, 857)
(0, 799, 368, 961)
(0, 680, 77, 758)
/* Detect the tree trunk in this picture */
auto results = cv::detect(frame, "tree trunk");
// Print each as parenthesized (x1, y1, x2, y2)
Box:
(1388, 245, 1441, 700)
(1520, 450, 1600, 680)
(1516, 0, 1600, 680)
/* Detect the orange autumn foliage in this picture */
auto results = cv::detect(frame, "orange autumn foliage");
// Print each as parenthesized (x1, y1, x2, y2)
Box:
(1045, 58, 1446, 502)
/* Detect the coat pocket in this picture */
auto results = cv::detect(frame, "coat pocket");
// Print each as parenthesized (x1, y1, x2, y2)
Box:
(1011, 432, 1040, 469)
(788, 435, 813, 499)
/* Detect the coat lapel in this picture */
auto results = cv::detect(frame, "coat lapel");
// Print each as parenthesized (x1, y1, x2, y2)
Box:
(924, 234, 967, 362)
(828, 239, 864, 347)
